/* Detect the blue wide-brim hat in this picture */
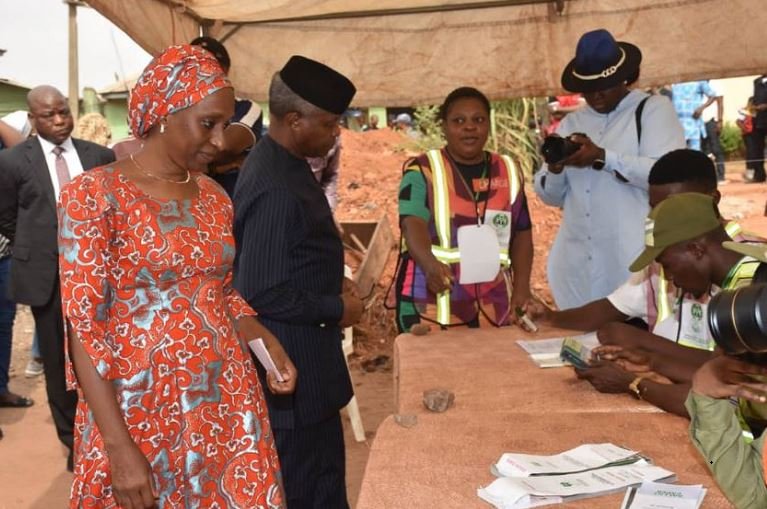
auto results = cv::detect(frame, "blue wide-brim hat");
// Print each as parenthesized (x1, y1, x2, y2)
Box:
(561, 29, 642, 93)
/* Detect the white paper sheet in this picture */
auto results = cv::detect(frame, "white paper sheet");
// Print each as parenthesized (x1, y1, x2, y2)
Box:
(247, 337, 285, 382)
(621, 481, 707, 509)
(516, 338, 566, 356)
(457, 224, 500, 284)
(495, 443, 639, 477)
(479, 462, 676, 509)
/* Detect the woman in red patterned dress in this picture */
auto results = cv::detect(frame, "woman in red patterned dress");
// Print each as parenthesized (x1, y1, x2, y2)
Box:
(57, 45, 296, 508)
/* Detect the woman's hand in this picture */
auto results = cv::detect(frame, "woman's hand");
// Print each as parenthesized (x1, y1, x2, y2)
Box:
(509, 287, 532, 316)
(265, 340, 298, 395)
(509, 287, 536, 329)
(424, 259, 453, 295)
(107, 440, 157, 509)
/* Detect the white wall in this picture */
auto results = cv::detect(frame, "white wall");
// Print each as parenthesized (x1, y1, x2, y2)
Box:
(702, 75, 760, 123)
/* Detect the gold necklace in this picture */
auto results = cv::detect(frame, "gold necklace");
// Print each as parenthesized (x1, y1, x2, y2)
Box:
(130, 154, 191, 184)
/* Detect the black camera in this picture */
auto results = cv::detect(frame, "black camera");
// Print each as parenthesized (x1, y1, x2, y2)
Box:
(541, 135, 582, 165)
(708, 282, 767, 356)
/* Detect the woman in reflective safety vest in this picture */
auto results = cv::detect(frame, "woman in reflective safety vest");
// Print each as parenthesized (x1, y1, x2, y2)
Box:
(391, 87, 534, 333)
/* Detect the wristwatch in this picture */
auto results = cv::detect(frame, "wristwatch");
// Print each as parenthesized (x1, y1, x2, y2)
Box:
(628, 376, 647, 400)
(592, 147, 606, 170)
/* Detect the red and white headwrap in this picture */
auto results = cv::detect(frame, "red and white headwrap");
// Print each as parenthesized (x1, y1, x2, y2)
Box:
(128, 44, 231, 139)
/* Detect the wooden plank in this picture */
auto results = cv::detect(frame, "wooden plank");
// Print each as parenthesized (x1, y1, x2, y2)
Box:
(353, 215, 395, 298)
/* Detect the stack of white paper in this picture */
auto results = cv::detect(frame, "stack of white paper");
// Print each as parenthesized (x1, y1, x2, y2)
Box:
(494, 444, 641, 477)
(621, 481, 707, 509)
(478, 444, 676, 509)
(516, 332, 599, 368)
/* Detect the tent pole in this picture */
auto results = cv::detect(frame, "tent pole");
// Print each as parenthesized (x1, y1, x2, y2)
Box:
(66, 0, 82, 121)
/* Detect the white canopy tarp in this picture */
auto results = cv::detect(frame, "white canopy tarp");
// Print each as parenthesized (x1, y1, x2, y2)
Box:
(87, 0, 767, 106)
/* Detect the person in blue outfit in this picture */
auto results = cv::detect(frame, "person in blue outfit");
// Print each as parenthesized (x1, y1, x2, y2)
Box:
(534, 29, 685, 310)
(670, 80, 723, 152)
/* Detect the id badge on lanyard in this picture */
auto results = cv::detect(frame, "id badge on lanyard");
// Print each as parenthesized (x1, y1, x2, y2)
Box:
(678, 300, 711, 349)
(484, 209, 512, 248)
(457, 224, 501, 284)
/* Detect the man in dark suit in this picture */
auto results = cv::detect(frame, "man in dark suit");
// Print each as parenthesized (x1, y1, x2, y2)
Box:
(233, 56, 363, 508)
(0, 85, 115, 470)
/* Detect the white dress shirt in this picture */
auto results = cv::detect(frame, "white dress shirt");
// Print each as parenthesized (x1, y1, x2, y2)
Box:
(37, 136, 84, 198)
(534, 90, 685, 309)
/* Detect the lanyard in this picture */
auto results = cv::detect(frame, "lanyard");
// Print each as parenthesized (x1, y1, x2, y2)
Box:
(447, 151, 492, 226)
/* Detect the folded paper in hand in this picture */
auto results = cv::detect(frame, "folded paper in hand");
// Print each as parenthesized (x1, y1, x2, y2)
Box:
(248, 338, 285, 382)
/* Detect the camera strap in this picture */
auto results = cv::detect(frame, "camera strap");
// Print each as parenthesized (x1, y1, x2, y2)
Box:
(635, 96, 650, 144)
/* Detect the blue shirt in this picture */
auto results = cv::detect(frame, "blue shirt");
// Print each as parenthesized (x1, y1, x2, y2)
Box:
(534, 90, 685, 309)
(671, 81, 718, 141)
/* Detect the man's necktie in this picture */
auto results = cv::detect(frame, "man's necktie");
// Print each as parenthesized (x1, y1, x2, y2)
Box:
(52, 146, 70, 190)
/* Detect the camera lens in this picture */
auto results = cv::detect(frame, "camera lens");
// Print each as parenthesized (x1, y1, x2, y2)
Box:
(708, 283, 767, 355)
(541, 136, 582, 165)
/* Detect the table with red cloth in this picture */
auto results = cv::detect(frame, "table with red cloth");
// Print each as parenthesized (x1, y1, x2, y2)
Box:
(357, 326, 728, 508)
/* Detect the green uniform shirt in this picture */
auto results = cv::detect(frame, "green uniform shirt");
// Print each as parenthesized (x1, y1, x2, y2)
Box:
(687, 392, 767, 508)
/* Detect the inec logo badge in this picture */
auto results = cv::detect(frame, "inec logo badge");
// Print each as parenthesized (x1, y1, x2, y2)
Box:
(492, 213, 509, 229)
(691, 303, 703, 333)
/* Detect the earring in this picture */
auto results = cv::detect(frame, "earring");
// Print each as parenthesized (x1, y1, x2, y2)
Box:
(160, 123, 166, 134)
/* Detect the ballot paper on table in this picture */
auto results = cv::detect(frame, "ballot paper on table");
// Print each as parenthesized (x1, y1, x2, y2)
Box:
(493, 443, 641, 478)
(516, 332, 599, 368)
(457, 224, 501, 284)
(478, 461, 676, 509)
(247, 338, 285, 382)
(620, 481, 707, 509)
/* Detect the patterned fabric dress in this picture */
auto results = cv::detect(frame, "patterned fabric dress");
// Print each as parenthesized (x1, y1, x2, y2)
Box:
(58, 166, 284, 508)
